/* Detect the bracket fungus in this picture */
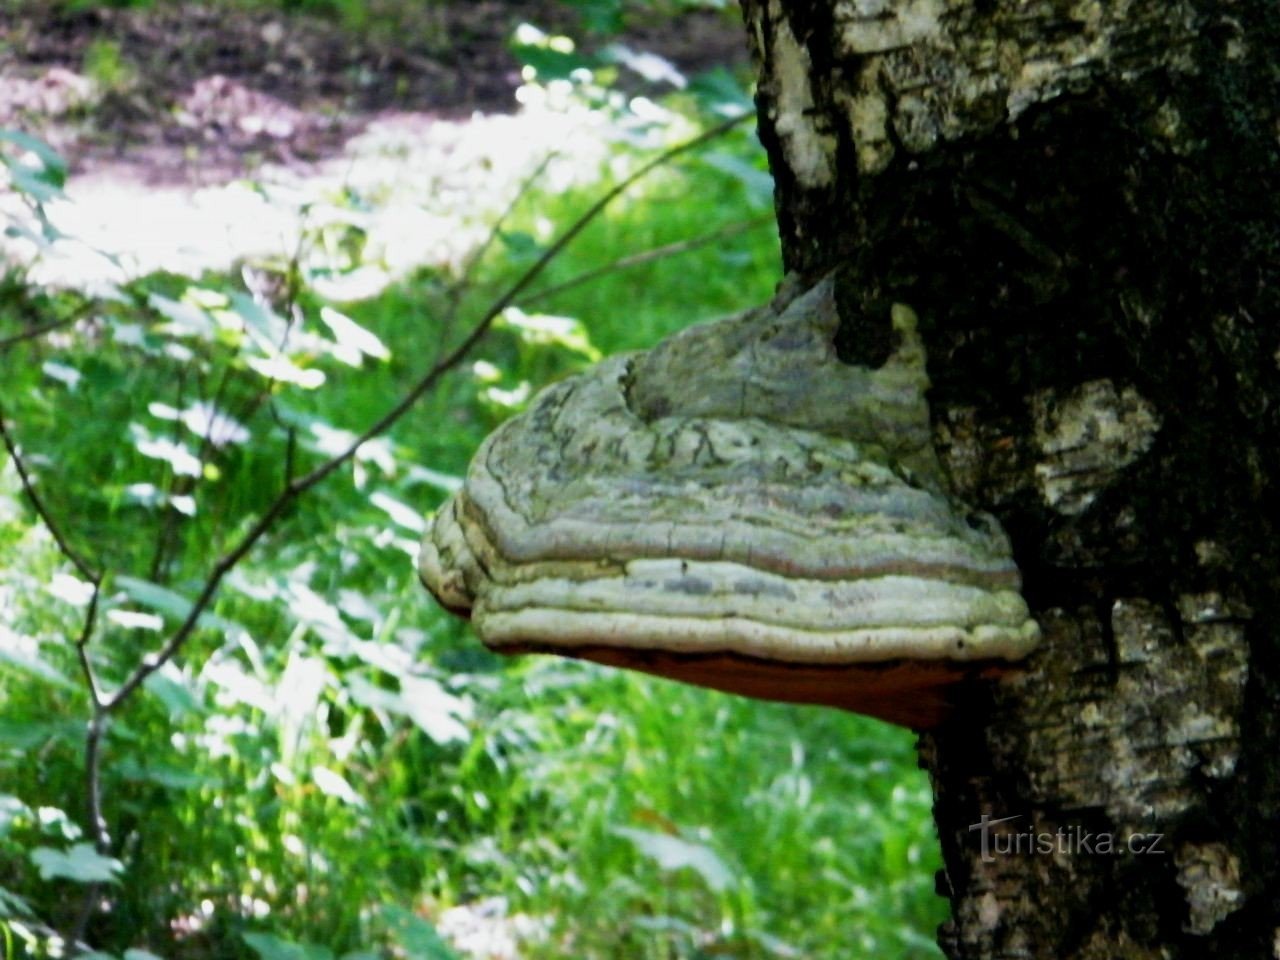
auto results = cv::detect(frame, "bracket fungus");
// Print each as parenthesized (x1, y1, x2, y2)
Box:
(419, 276, 1039, 729)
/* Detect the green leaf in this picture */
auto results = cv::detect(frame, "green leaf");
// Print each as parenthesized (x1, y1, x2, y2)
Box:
(400, 676, 472, 745)
(128, 425, 203, 477)
(3, 160, 65, 204)
(5, 218, 48, 245)
(565, 0, 624, 34)
(0, 884, 34, 919)
(310, 766, 365, 807)
(114, 576, 239, 634)
(699, 151, 775, 207)
(117, 758, 216, 791)
(688, 67, 755, 117)
(0, 795, 32, 837)
(345, 674, 407, 712)
(34, 805, 81, 842)
(147, 293, 217, 342)
(107, 609, 165, 632)
(509, 43, 594, 81)
(0, 718, 83, 751)
(612, 827, 735, 892)
(245, 354, 326, 389)
(115, 576, 194, 621)
(369, 491, 427, 534)
(497, 307, 600, 360)
(382, 904, 459, 960)
(243, 932, 335, 960)
(599, 44, 686, 88)
(41, 360, 82, 391)
(124, 949, 168, 960)
(0, 626, 75, 690)
(0, 129, 68, 185)
(319, 306, 390, 365)
(497, 230, 540, 260)
(405, 464, 462, 495)
(149, 400, 250, 447)
(144, 667, 202, 719)
(30, 843, 123, 884)
(227, 292, 290, 349)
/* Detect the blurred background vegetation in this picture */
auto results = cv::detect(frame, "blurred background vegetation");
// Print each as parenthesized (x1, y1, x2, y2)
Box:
(0, 1, 946, 958)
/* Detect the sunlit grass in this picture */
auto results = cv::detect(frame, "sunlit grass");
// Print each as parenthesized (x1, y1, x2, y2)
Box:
(0, 91, 946, 960)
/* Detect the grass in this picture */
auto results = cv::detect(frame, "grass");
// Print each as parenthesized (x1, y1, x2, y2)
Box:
(0, 76, 947, 960)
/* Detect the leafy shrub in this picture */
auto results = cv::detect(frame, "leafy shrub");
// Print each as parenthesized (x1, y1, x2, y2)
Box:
(0, 32, 945, 960)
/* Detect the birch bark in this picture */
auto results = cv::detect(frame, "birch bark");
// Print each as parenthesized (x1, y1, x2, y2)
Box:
(737, 1, 1280, 955)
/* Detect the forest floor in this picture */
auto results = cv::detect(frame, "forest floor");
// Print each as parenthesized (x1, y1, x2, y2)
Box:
(0, 1, 749, 186)
(0, 1, 752, 290)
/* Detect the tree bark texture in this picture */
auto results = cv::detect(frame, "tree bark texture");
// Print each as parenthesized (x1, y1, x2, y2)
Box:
(738, 1, 1280, 957)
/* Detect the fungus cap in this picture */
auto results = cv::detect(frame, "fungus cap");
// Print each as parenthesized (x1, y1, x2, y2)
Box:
(419, 277, 1039, 728)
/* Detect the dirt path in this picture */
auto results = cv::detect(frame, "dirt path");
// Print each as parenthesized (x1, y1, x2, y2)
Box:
(0, 1, 748, 186)
(0, 2, 751, 292)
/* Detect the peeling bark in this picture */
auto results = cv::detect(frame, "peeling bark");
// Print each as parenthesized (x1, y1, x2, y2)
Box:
(741, 0, 1280, 955)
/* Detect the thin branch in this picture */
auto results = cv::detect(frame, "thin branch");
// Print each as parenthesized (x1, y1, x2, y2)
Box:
(310, 112, 754, 491)
(521, 214, 773, 308)
(74, 582, 104, 709)
(69, 880, 102, 951)
(0, 400, 100, 584)
(83, 711, 109, 850)
(0, 299, 95, 353)
(283, 113, 753, 497)
(102, 113, 751, 712)
(441, 151, 559, 336)
(71, 707, 109, 946)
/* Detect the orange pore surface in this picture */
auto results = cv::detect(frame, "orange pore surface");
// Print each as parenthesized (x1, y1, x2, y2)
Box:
(494, 643, 1016, 730)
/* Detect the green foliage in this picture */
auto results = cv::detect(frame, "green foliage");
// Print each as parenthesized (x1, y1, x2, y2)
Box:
(0, 40, 946, 960)
(29, 844, 125, 884)
(82, 40, 136, 94)
(0, 130, 68, 251)
(274, 0, 369, 29)
(44, 0, 730, 27)
(566, 0, 737, 35)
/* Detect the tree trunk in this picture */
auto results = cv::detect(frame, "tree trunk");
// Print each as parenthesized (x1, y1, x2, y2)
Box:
(737, 1, 1280, 956)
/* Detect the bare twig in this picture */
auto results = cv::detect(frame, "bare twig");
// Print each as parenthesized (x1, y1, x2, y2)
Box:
(103, 112, 750, 711)
(521, 214, 774, 308)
